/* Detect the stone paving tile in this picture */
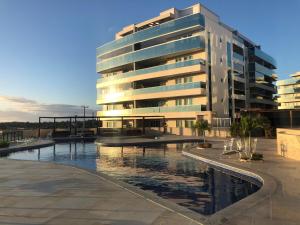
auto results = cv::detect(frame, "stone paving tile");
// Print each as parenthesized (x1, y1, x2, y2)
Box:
(0, 159, 196, 225)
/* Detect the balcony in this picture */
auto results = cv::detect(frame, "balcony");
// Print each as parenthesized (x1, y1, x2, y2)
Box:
(250, 82, 277, 93)
(98, 105, 205, 117)
(233, 94, 246, 100)
(254, 48, 277, 68)
(97, 81, 206, 104)
(278, 87, 297, 95)
(97, 36, 205, 73)
(250, 98, 277, 106)
(97, 59, 206, 87)
(277, 78, 300, 86)
(96, 13, 205, 56)
(233, 52, 244, 62)
(255, 63, 276, 77)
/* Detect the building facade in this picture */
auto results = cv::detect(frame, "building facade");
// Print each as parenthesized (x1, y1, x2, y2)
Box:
(96, 3, 277, 134)
(277, 72, 300, 109)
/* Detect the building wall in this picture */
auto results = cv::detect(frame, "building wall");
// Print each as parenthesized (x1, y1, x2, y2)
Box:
(95, 3, 277, 135)
(277, 72, 300, 109)
(277, 128, 300, 160)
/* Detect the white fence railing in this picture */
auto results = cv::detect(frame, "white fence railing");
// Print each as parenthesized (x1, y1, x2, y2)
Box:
(212, 118, 232, 128)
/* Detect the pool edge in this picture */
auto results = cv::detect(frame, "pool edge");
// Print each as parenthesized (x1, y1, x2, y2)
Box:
(182, 150, 280, 225)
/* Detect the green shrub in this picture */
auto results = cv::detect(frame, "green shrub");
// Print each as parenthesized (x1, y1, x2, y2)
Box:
(230, 122, 241, 137)
(0, 141, 9, 148)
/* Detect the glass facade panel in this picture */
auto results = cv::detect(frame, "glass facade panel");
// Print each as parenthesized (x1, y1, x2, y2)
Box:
(255, 63, 274, 77)
(98, 105, 205, 116)
(227, 42, 232, 67)
(98, 59, 204, 84)
(97, 36, 205, 72)
(97, 13, 205, 56)
(233, 52, 244, 62)
(254, 48, 277, 67)
(97, 82, 204, 102)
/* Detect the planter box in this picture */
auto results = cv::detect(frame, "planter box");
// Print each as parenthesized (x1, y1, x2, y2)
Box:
(198, 143, 212, 149)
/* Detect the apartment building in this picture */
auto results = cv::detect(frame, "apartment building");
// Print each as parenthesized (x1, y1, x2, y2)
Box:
(96, 3, 277, 134)
(277, 72, 300, 109)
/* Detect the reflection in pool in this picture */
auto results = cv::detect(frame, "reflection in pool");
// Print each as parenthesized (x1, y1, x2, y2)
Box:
(6, 142, 259, 215)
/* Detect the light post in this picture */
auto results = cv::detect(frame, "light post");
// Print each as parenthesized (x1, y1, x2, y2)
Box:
(81, 105, 89, 133)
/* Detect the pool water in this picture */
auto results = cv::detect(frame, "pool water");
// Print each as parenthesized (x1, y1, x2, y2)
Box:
(6, 142, 259, 215)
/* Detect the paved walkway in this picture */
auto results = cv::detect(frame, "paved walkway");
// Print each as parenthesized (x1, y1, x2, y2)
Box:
(184, 137, 300, 225)
(0, 159, 201, 225)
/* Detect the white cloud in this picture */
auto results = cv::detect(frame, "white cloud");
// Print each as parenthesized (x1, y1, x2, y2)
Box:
(0, 95, 96, 122)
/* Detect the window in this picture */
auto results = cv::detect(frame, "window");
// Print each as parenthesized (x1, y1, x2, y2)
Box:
(175, 78, 182, 84)
(184, 76, 193, 83)
(201, 105, 207, 111)
(184, 98, 193, 105)
(107, 121, 115, 128)
(176, 99, 182, 106)
(176, 120, 183, 128)
(221, 78, 224, 83)
(185, 120, 194, 128)
(175, 57, 182, 62)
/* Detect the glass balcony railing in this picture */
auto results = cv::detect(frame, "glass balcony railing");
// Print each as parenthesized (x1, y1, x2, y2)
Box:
(97, 36, 205, 72)
(278, 87, 296, 94)
(97, 81, 205, 103)
(97, 59, 205, 84)
(98, 104, 205, 116)
(233, 52, 244, 62)
(255, 63, 275, 77)
(277, 78, 300, 86)
(96, 13, 205, 56)
(254, 48, 277, 67)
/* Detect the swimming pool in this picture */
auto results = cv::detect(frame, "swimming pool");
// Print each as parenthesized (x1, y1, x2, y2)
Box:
(6, 142, 259, 215)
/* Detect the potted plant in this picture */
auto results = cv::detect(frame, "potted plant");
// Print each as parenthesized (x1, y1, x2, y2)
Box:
(192, 119, 212, 148)
(239, 115, 263, 160)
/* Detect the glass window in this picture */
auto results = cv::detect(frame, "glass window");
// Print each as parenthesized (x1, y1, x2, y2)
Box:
(184, 98, 193, 105)
(184, 76, 193, 83)
(227, 42, 232, 67)
(176, 120, 183, 128)
(175, 78, 182, 84)
(175, 57, 182, 62)
(176, 99, 182, 105)
(185, 120, 194, 128)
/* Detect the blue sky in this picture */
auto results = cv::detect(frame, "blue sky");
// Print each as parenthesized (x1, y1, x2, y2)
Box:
(0, 0, 299, 121)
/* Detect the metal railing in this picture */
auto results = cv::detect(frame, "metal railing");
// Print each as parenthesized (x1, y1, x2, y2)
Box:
(212, 118, 232, 128)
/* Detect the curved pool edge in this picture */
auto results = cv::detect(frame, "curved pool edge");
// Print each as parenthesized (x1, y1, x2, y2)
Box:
(182, 150, 280, 225)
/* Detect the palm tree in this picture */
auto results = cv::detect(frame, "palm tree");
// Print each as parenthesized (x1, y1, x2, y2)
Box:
(192, 119, 211, 143)
(239, 115, 262, 155)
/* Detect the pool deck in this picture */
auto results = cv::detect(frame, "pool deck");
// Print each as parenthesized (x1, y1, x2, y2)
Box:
(0, 137, 299, 225)
(0, 158, 204, 225)
(183, 137, 300, 225)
